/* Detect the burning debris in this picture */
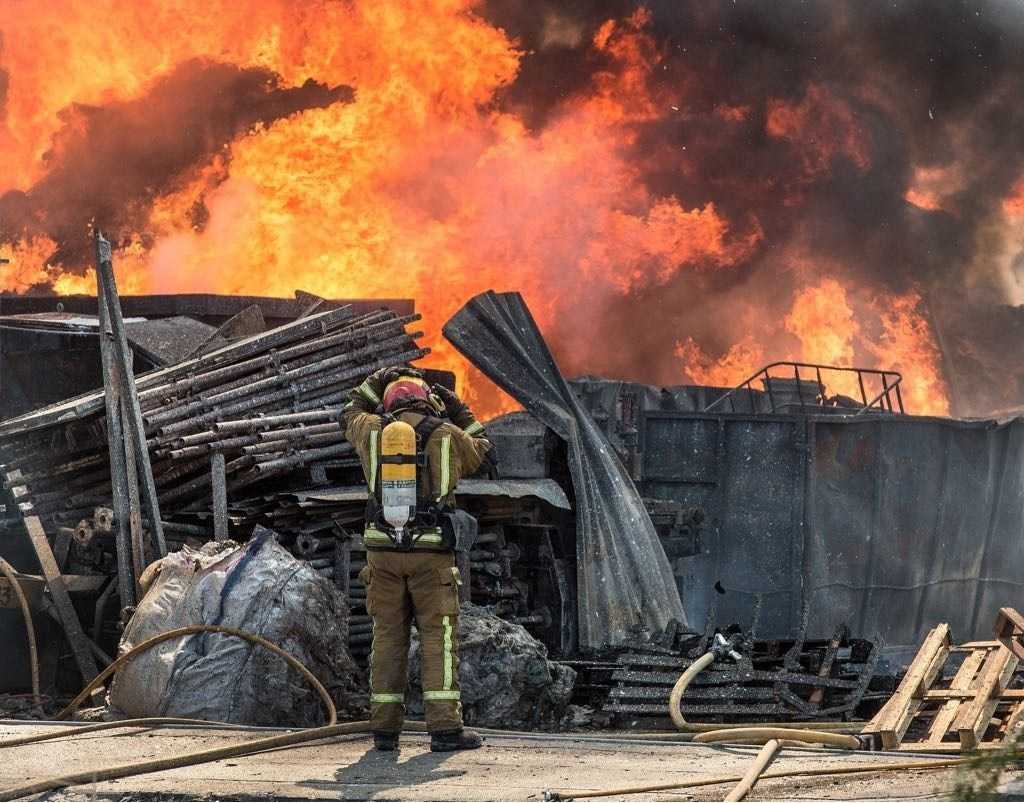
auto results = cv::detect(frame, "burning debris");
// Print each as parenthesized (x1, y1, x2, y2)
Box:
(3, 3, 1024, 799)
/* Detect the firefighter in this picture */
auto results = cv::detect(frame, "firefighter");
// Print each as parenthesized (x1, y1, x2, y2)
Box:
(342, 365, 492, 752)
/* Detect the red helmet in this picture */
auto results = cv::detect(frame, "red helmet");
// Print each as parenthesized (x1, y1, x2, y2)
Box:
(382, 376, 431, 412)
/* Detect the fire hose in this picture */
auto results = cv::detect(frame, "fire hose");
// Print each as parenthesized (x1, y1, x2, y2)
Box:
(0, 559, 40, 709)
(0, 625, 969, 802)
(544, 635, 963, 801)
(0, 624, 374, 801)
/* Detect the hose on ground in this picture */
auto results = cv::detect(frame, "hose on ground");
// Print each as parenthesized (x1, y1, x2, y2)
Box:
(725, 739, 782, 802)
(542, 755, 970, 801)
(694, 727, 861, 801)
(694, 727, 862, 750)
(666, 649, 866, 800)
(55, 624, 336, 724)
(0, 624, 350, 801)
(0, 718, 249, 750)
(0, 559, 40, 708)
(668, 651, 715, 732)
(0, 719, 382, 801)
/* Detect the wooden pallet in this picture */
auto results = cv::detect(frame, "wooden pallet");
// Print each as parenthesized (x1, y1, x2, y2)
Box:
(863, 620, 1024, 752)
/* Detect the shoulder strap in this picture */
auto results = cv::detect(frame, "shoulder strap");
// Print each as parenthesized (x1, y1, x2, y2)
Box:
(398, 411, 447, 445)
(414, 415, 446, 444)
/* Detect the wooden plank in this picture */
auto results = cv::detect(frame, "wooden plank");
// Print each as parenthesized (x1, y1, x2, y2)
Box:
(924, 688, 1024, 700)
(864, 624, 950, 750)
(22, 511, 99, 682)
(95, 231, 167, 559)
(994, 607, 1024, 660)
(953, 646, 1018, 750)
(1001, 700, 1024, 742)
(97, 285, 137, 609)
(924, 649, 987, 746)
(122, 395, 146, 584)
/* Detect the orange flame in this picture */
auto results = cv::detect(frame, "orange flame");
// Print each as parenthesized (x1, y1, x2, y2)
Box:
(766, 84, 870, 179)
(1, 2, 950, 419)
(676, 277, 949, 415)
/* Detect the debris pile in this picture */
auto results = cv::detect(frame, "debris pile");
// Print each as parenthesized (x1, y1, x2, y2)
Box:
(110, 529, 363, 727)
(604, 623, 881, 725)
(407, 603, 577, 730)
(0, 304, 425, 544)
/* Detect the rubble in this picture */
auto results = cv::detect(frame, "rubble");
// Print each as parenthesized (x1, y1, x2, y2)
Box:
(3, 285, 1023, 746)
(407, 603, 576, 730)
(109, 528, 364, 727)
(605, 623, 880, 725)
(0, 303, 426, 538)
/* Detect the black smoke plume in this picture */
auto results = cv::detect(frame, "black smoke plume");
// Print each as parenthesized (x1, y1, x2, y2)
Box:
(0, 59, 352, 268)
(483, 0, 1024, 415)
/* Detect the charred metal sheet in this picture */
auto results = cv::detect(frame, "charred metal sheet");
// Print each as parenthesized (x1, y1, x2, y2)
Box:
(443, 290, 686, 649)
(570, 377, 1024, 646)
(123, 316, 218, 365)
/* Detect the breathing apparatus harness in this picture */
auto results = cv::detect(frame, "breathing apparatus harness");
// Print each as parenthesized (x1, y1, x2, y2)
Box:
(368, 409, 457, 551)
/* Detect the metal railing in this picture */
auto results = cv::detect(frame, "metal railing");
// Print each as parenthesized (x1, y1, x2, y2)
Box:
(703, 361, 904, 415)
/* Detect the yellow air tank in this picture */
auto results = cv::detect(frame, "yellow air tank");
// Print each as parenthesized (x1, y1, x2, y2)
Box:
(380, 420, 418, 542)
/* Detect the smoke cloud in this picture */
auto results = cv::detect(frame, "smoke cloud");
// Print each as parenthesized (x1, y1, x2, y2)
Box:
(4, 1, 1024, 416)
(0, 59, 352, 267)
(481, 0, 1024, 414)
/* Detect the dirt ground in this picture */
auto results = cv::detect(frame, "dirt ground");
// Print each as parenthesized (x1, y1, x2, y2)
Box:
(0, 721, 962, 801)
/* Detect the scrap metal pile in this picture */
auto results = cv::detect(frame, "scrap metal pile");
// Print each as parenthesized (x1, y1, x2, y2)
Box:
(0, 286, 918, 732)
(0, 289, 579, 673)
(0, 301, 434, 664)
(605, 624, 882, 724)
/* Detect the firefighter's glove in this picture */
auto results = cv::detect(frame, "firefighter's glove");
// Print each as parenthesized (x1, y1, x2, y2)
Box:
(432, 383, 469, 420)
(481, 443, 500, 480)
(373, 365, 425, 388)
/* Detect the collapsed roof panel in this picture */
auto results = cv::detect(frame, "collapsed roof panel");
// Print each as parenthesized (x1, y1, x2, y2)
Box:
(123, 317, 219, 366)
(443, 290, 687, 650)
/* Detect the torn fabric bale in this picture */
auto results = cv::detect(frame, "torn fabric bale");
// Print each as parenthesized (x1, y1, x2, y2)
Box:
(443, 290, 686, 649)
(109, 527, 364, 726)
(406, 603, 576, 730)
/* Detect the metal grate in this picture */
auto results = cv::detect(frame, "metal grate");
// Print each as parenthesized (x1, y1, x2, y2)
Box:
(704, 361, 905, 415)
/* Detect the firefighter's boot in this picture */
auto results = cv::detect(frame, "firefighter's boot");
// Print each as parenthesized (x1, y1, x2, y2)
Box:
(373, 732, 399, 752)
(430, 728, 483, 752)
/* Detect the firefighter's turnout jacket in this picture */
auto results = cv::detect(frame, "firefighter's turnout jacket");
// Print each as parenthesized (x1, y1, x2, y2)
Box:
(341, 374, 492, 734)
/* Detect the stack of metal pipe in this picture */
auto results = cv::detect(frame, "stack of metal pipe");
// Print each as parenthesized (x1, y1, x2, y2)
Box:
(0, 305, 427, 537)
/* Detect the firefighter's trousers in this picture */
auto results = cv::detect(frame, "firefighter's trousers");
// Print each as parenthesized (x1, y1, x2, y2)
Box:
(360, 549, 463, 734)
